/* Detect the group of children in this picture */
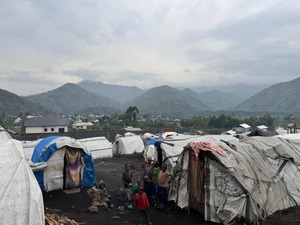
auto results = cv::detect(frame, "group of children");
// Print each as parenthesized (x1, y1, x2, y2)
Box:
(122, 158, 172, 225)
(89, 158, 171, 225)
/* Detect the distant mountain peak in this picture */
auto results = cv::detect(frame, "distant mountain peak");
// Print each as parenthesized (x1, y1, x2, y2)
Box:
(2, 77, 299, 117)
(235, 76, 300, 113)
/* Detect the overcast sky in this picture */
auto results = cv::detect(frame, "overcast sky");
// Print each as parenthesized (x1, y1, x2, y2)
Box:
(1, 0, 299, 95)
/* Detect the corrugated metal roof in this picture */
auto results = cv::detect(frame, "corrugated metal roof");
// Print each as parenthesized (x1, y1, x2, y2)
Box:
(257, 125, 268, 130)
(239, 123, 251, 128)
(24, 115, 70, 127)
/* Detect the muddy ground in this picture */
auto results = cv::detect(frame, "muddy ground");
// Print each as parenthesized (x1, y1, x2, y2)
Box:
(43, 153, 300, 225)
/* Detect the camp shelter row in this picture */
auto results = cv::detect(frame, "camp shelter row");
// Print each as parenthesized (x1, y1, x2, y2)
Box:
(5, 125, 300, 225)
(22, 134, 150, 192)
(152, 133, 300, 225)
(0, 129, 154, 225)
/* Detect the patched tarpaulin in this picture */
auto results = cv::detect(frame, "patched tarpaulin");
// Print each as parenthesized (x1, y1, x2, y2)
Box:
(169, 134, 300, 225)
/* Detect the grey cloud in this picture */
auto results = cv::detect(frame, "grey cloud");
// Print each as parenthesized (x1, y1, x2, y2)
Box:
(111, 10, 145, 38)
(64, 69, 109, 81)
(0, 70, 57, 85)
(1, 0, 299, 95)
(0, 70, 60, 95)
(115, 71, 170, 88)
(183, 69, 191, 73)
(184, 3, 300, 79)
(153, 3, 173, 21)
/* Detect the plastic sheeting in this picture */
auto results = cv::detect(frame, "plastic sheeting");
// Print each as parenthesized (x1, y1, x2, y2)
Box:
(0, 126, 12, 140)
(31, 136, 59, 163)
(0, 139, 44, 225)
(169, 134, 300, 225)
(21, 139, 41, 161)
(157, 135, 239, 173)
(112, 135, 146, 155)
(32, 136, 96, 191)
(79, 136, 112, 159)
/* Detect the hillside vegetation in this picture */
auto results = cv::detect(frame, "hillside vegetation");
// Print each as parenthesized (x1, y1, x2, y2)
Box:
(1, 77, 300, 117)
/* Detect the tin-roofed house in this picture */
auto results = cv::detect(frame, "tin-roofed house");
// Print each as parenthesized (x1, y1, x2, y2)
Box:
(257, 125, 268, 132)
(235, 123, 251, 134)
(23, 114, 70, 134)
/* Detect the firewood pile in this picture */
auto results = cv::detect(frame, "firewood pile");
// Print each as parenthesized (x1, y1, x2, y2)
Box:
(45, 213, 84, 225)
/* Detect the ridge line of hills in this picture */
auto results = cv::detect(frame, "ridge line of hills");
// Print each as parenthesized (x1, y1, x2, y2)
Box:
(1, 77, 300, 117)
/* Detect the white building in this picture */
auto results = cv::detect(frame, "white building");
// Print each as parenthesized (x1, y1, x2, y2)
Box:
(235, 123, 251, 134)
(72, 121, 93, 130)
(257, 125, 268, 132)
(23, 115, 70, 134)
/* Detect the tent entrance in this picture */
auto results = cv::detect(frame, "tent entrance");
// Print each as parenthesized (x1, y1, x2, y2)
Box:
(63, 147, 84, 190)
(188, 150, 206, 214)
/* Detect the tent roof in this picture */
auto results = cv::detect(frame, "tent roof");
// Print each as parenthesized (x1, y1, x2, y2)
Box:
(169, 134, 300, 224)
(0, 139, 44, 225)
(31, 136, 59, 163)
(31, 136, 90, 163)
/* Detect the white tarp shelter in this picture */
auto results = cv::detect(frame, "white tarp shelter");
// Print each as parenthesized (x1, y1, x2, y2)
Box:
(21, 139, 42, 161)
(79, 136, 112, 159)
(112, 135, 146, 155)
(0, 139, 44, 225)
(169, 134, 300, 225)
(124, 132, 137, 137)
(0, 125, 12, 140)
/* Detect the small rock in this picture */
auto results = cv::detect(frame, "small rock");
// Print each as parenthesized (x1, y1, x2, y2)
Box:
(112, 215, 121, 220)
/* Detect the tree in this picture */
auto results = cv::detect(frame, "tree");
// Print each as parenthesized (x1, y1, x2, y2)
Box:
(125, 106, 139, 126)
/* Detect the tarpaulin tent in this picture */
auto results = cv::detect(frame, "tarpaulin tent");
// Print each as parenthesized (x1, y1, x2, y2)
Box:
(0, 125, 12, 140)
(32, 136, 96, 192)
(143, 137, 165, 162)
(22, 139, 42, 161)
(155, 135, 238, 173)
(112, 135, 146, 155)
(78, 136, 112, 159)
(0, 139, 44, 225)
(169, 134, 300, 225)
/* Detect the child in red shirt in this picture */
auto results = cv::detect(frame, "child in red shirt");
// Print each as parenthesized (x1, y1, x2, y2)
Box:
(133, 185, 153, 225)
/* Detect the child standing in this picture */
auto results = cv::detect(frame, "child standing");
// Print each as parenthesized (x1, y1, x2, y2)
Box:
(144, 157, 154, 179)
(122, 162, 134, 209)
(156, 163, 170, 209)
(133, 185, 153, 225)
(143, 175, 156, 206)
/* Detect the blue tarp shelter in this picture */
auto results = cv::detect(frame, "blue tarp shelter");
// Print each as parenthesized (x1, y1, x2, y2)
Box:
(32, 136, 96, 191)
(148, 137, 164, 145)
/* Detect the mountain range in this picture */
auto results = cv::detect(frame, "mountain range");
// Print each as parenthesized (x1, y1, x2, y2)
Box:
(1, 77, 299, 117)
